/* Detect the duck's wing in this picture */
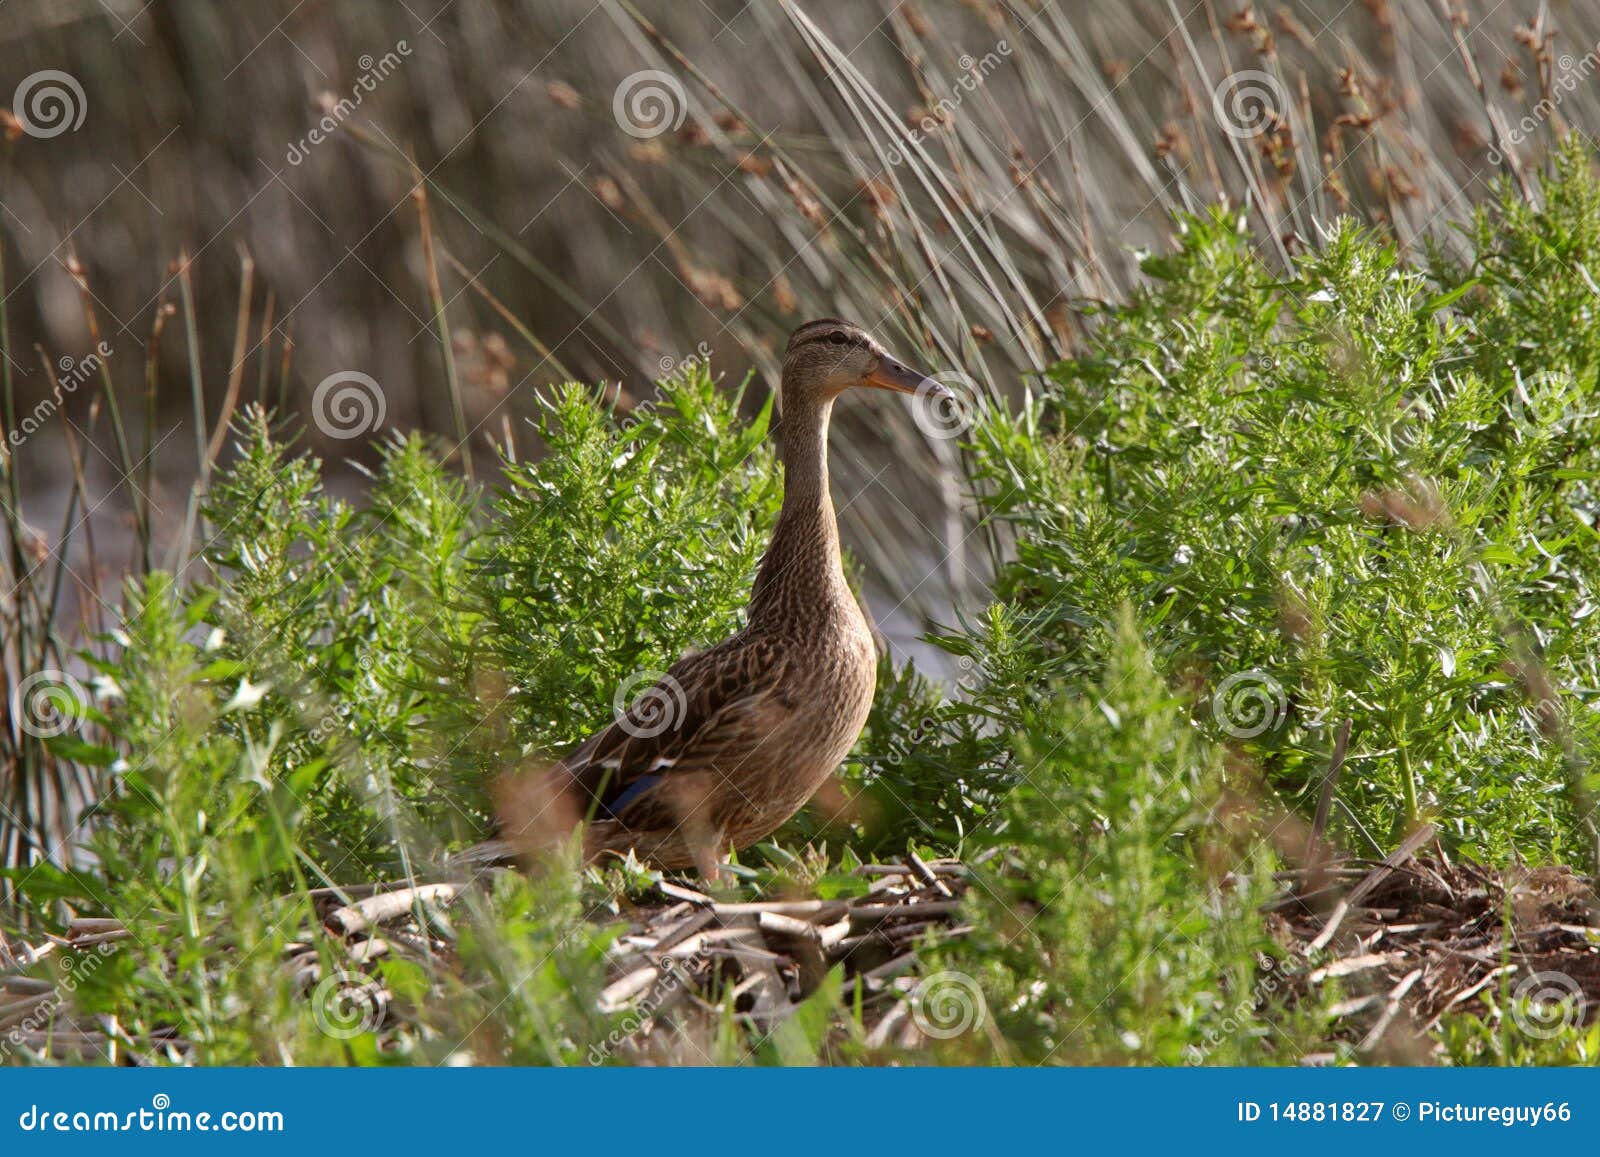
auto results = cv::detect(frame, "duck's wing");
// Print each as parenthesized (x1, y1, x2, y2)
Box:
(561, 631, 795, 827)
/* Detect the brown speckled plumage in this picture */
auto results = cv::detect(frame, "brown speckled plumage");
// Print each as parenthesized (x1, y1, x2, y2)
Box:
(541, 320, 945, 877)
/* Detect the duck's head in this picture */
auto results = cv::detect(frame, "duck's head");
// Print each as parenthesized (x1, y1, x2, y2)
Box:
(781, 318, 951, 407)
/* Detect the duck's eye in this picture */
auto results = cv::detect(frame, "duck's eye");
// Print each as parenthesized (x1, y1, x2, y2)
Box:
(828, 333, 848, 346)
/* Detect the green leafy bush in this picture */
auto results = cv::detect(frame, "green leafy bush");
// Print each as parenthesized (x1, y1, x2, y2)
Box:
(932, 611, 1310, 1065)
(2, 366, 791, 1062)
(939, 158, 1600, 867)
(452, 376, 779, 798)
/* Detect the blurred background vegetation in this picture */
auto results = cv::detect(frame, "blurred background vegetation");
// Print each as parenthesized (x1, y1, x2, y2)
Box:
(4, 0, 1600, 1065)
(5, 0, 1596, 620)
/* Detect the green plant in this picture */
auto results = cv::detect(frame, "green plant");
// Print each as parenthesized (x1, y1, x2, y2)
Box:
(932, 177, 1600, 867)
(930, 609, 1317, 1065)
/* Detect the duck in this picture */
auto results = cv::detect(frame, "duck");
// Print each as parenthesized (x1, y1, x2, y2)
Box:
(498, 319, 948, 879)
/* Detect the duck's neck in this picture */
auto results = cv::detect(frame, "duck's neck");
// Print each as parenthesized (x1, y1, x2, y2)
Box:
(748, 393, 850, 631)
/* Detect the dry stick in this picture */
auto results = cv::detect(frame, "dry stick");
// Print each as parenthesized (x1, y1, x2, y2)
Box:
(599, 966, 661, 1013)
(56, 402, 106, 662)
(171, 251, 209, 566)
(275, 318, 295, 416)
(255, 290, 276, 406)
(1309, 719, 1353, 862)
(326, 883, 460, 937)
(848, 899, 965, 930)
(203, 249, 256, 468)
(142, 299, 175, 575)
(1327, 994, 1381, 1018)
(0, 992, 52, 1029)
(597, 862, 975, 1043)
(412, 167, 472, 482)
(33, 348, 86, 644)
(0, 977, 54, 995)
(1307, 952, 1404, 984)
(864, 995, 911, 1049)
(650, 908, 716, 955)
(65, 250, 142, 543)
(710, 898, 845, 919)
(1436, 964, 1516, 1020)
(658, 881, 712, 907)
(175, 251, 206, 483)
(908, 850, 954, 898)
(1309, 823, 1437, 952)
(1358, 967, 1424, 1052)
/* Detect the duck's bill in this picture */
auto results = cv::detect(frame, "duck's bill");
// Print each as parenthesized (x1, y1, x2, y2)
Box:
(866, 356, 951, 399)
